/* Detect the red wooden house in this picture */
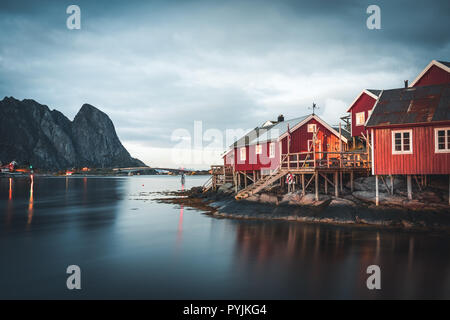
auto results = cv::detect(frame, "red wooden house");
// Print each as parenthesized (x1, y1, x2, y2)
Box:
(410, 60, 450, 87)
(346, 89, 381, 138)
(366, 83, 450, 201)
(224, 114, 348, 176)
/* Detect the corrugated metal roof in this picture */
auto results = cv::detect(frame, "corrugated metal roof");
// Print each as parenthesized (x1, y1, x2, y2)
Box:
(332, 127, 351, 140)
(248, 115, 309, 145)
(367, 89, 382, 97)
(366, 83, 450, 127)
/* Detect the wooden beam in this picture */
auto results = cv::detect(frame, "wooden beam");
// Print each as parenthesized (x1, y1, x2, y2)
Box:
(304, 173, 315, 191)
(390, 175, 394, 195)
(324, 174, 328, 194)
(413, 175, 423, 192)
(334, 171, 339, 197)
(407, 175, 412, 200)
(375, 175, 379, 206)
(340, 171, 343, 192)
(380, 175, 391, 194)
(301, 174, 305, 196)
(315, 172, 319, 201)
(350, 171, 354, 192)
(319, 173, 335, 187)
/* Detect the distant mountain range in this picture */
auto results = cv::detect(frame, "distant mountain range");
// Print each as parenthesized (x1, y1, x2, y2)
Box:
(0, 97, 145, 170)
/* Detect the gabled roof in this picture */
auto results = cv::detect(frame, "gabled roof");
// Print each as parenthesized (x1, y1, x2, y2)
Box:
(247, 114, 349, 145)
(249, 115, 309, 145)
(332, 126, 351, 140)
(366, 83, 450, 128)
(409, 60, 450, 87)
(346, 89, 381, 112)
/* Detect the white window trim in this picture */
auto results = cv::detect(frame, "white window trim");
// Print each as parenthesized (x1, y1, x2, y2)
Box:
(269, 142, 275, 158)
(355, 112, 365, 126)
(434, 127, 450, 153)
(307, 139, 313, 151)
(255, 144, 262, 155)
(307, 124, 317, 133)
(240, 147, 246, 161)
(392, 129, 413, 155)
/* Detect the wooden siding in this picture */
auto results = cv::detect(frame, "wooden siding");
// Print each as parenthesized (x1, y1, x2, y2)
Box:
(373, 125, 450, 175)
(413, 65, 450, 87)
(280, 118, 346, 155)
(233, 141, 280, 172)
(349, 93, 377, 137)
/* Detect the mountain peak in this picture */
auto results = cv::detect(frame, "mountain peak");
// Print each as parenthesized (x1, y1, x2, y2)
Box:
(0, 98, 145, 169)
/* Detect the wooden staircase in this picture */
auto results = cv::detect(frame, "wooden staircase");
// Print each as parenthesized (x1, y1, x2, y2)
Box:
(235, 169, 286, 200)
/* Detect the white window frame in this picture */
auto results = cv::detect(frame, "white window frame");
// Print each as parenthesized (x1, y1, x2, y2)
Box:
(255, 144, 262, 155)
(392, 129, 413, 155)
(240, 147, 246, 161)
(307, 124, 317, 133)
(269, 142, 275, 158)
(307, 139, 313, 151)
(434, 127, 450, 153)
(355, 112, 365, 126)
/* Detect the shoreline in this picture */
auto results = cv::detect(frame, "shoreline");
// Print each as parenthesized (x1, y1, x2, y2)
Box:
(155, 186, 450, 232)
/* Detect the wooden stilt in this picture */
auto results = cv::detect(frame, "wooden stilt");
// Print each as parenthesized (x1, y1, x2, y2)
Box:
(375, 175, 379, 206)
(324, 174, 328, 194)
(334, 171, 339, 197)
(407, 175, 412, 200)
(390, 175, 394, 195)
(253, 170, 256, 184)
(315, 172, 319, 201)
(340, 171, 343, 192)
(350, 171, 354, 192)
(302, 174, 305, 196)
(244, 173, 247, 188)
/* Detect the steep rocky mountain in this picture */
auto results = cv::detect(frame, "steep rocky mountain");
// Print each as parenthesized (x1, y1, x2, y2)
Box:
(0, 97, 145, 170)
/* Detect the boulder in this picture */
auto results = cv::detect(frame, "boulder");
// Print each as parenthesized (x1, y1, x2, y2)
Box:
(218, 183, 233, 193)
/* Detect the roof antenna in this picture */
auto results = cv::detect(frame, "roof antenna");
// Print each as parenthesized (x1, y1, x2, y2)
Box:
(309, 102, 318, 115)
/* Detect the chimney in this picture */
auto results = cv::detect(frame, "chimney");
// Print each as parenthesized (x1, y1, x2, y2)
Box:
(404, 80, 408, 88)
(277, 114, 284, 122)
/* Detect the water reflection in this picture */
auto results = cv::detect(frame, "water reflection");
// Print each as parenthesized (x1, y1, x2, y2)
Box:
(0, 176, 449, 299)
(27, 175, 34, 226)
(231, 221, 450, 298)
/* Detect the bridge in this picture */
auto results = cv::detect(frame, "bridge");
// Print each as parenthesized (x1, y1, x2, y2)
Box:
(112, 166, 199, 175)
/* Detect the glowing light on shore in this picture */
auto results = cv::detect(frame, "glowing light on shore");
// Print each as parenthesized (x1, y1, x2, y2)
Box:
(27, 175, 34, 225)
(8, 178, 12, 200)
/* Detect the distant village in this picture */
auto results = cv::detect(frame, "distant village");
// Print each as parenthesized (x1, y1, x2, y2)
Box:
(205, 59, 450, 207)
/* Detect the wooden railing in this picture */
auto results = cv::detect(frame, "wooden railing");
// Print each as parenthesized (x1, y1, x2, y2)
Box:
(281, 151, 370, 170)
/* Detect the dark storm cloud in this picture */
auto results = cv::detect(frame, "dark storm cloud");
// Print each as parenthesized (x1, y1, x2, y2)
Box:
(0, 0, 449, 166)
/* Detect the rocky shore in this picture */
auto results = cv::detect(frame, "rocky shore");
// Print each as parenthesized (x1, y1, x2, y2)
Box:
(155, 176, 450, 231)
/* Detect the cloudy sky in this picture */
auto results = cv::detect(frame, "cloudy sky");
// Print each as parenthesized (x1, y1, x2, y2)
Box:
(1, 0, 449, 168)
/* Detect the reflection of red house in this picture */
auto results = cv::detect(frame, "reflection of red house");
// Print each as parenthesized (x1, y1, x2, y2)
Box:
(410, 60, 450, 87)
(224, 114, 348, 175)
(346, 89, 381, 137)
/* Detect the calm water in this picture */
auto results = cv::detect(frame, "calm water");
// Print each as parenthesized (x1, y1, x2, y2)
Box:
(0, 175, 449, 299)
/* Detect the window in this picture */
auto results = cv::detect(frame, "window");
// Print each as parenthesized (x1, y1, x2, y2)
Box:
(392, 130, 413, 154)
(355, 112, 365, 126)
(240, 147, 246, 161)
(435, 128, 450, 153)
(255, 144, 262, 155)
(269, 142, 275, 158)
(307, 140, 313, 151)
(307, 124, 316, 133)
